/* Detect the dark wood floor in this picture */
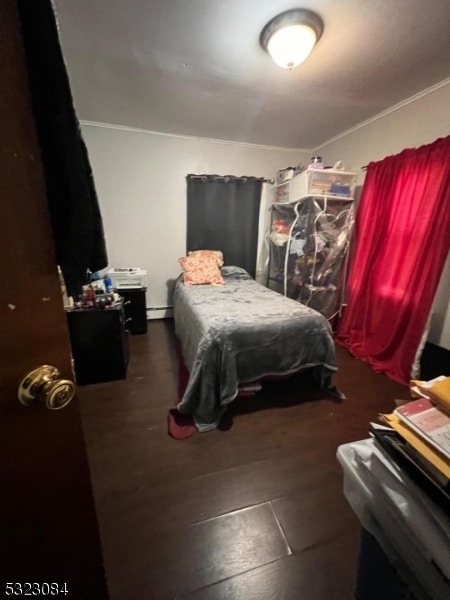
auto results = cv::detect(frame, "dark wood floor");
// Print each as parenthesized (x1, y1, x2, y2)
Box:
(78, 319, 407, 600)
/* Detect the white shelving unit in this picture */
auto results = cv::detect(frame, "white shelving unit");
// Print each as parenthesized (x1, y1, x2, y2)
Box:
(267, 168, 357, 321)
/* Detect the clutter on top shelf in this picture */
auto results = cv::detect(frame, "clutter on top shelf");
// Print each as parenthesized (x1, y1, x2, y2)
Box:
(276, 167, 295, 184)
(309, 156, 324, 169)
(276, 161, 308, 184)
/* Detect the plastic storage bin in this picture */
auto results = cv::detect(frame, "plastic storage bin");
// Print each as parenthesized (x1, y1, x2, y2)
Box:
(272, 168, 356, 203)
(356, 528, 414, 600)
(308, 169, 355, 197)
(337, 441, 450, 600)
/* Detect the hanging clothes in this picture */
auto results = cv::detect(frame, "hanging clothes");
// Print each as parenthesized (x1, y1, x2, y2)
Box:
(17, 0, 108, 296)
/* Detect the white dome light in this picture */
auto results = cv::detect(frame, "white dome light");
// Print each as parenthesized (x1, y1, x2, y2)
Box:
(261, 9, 323, 70)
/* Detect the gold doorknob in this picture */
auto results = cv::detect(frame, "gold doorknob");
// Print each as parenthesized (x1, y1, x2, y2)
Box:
(18, 365, 75, 410)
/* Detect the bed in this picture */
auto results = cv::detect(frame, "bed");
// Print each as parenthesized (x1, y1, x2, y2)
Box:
(174, 266, 343, 432)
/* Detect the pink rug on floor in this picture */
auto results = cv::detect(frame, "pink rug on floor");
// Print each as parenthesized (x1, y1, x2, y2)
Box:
(167, 408, 197, 440)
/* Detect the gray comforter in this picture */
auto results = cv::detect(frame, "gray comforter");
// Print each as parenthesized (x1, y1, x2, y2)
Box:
(174, 266, 342, 431)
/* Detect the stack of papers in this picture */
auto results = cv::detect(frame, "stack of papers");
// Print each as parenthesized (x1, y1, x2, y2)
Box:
(410, 375, 450, 410)
(377, 376, 450, 498)
(393, 398, 450, 460)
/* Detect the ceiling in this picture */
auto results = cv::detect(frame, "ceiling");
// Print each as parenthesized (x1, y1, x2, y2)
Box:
(54, 0, 450, 149)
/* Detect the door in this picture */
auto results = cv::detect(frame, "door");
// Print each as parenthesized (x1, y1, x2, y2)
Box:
(0, 2, 108, 597)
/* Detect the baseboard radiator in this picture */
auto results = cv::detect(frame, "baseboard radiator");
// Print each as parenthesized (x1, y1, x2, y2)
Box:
(146, 306, 174, 320)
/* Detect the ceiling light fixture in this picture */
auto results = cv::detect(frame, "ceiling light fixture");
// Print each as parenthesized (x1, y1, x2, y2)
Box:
(260, 9, 323, 70)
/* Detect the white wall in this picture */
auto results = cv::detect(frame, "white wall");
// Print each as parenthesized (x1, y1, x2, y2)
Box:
(429, 256, 450, 349)
(82, 124, 308, 317)
(315, 80, 450, 348)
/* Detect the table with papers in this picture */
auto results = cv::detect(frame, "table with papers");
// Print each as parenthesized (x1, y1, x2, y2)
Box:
(337, 439, 450, 600)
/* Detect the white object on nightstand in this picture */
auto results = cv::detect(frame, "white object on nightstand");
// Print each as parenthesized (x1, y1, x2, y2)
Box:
(106, 268, 148, 289)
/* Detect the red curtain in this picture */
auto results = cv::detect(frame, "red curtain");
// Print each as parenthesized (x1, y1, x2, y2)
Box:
(336, 136, 450, 385)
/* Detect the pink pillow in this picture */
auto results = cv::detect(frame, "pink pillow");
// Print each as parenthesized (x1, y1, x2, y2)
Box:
(188, 249, 224, 267)
(178, 255, 224, 286)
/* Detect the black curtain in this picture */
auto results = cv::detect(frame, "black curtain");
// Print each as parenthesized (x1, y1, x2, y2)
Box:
(186, 175, 263, 277)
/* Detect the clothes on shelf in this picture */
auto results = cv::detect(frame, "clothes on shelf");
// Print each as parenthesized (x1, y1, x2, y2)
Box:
(267, 197, 355, 320)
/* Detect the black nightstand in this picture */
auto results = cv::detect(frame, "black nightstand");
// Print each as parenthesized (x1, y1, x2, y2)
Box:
(118, 288, 148, 335)
(66, 301, 129, 385)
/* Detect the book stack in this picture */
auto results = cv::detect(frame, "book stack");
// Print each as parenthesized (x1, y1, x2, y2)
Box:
(372, 376, 450, 511)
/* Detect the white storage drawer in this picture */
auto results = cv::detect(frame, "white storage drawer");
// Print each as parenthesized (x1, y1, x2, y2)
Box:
(273, 168, 356, 203)
(305, 169, 356, 198)
(272, 182, 290, 204)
